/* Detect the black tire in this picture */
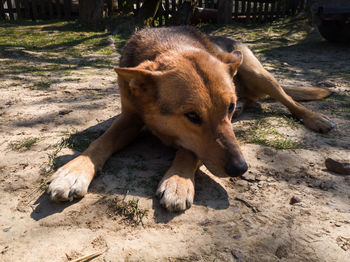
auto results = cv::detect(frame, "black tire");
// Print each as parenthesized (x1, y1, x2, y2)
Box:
(317, 20, 350, 43)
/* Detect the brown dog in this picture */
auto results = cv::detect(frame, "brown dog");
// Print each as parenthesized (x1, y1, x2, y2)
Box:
(47, 26, 334, 211)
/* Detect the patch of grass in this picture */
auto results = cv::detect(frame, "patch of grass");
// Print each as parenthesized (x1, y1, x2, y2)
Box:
(39, 135, 72, 190)
(9, 137, 39, 150)
(63, 77, 81, 82)
(0, 19, 130, 60)
(109, 197, 148, 226)
(236, 118, 304, 150)
(325, 93, 350, 103)
(33, 80, 52, 90)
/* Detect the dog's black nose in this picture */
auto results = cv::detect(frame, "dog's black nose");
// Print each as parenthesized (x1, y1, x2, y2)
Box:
(224, 157, 248, 177)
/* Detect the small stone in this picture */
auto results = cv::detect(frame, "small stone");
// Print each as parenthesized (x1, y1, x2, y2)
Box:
(242, 173, 256, 182)
(243, 219, 252, 227)
(290, 196, 302, 205)
(275, 245, 288, 259)
(3, 227, 11, 232)
(256, 175, 267, 181)
(263, 147, 276, 156)
(233, 235, 242, 240)
(231, 205, 240, 212)
(58, 109, 72, 116)
(325, 158, 350, 175)
(231, 249, 243, 261)
(199, 219, 212, 226)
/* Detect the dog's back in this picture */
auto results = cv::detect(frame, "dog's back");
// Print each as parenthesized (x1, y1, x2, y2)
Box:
(120, 26, 219, 68)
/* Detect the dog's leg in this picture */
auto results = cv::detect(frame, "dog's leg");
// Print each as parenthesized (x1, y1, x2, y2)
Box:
(236, 45, 334, 133)
(48, 114, 143, 201)
(156, 148, 200, 212)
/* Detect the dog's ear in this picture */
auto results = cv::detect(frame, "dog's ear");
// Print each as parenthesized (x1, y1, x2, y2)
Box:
(217, 50, 243, 77)
(114, 66, 162, 97)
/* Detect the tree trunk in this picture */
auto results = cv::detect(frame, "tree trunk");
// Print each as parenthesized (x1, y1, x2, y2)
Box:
(79, 0, 104, 23)
(137, 0, 162, 26)
(217, 0, 233, 24)
(175, 0, 198, 25)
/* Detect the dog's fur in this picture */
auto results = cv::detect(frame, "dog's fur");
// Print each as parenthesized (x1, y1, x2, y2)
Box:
(48, 26, 334, 212)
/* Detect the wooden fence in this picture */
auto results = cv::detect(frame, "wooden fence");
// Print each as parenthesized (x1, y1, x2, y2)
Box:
(0, 0, 79, 20)
(1, 0, 307, 24)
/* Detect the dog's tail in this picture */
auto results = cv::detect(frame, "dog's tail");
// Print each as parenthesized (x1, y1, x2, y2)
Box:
(282, 86, 331, 101)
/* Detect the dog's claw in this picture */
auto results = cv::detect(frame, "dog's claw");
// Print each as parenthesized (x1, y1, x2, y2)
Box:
(68, 189, 75, 199)
(156, 174, 194, 212)
(303, 113, 335, 133)
(47, 156, 92, 202)
(156, 190, 165, 200)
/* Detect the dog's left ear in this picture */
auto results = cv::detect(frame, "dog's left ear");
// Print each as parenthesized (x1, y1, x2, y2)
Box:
(114, 66, 163, 97)
(217, 50, 243, 77)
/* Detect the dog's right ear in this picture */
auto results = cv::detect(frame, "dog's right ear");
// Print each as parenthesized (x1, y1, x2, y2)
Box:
(217, 50, 243, 78)
(114, 66, 163, 97)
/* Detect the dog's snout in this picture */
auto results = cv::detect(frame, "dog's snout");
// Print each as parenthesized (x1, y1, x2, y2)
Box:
(224, 157, 248, 177)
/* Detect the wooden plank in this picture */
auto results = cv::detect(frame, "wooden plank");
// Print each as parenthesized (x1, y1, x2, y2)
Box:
(269, 0, 275, 21)
(64, 0, 72, 20)
(246, 0, 251, 22)
(164, 0, 169, 25)
(0, 0, 5, 19)
(218, 0, 233, 24)
(252, 0, 257, 22)
(263, 1, 269, 22)
(285, 0, 290, 16)
(258, 1, 263, 22)
(56, 0, 61, 18)
(7, 0, 15, 20)
(15, 0, 22, 19)
(106, 0, 112, 16)
(234, 0, 238, 20)
(241, 0, 246, 16)
(290, 0, 296, 15)
(171, 0, 176, 14)
(31, 0, 38, 20)
(48, 0, 54, 19)
(39, 0, 47, 19)
(22, 0, 30, 18)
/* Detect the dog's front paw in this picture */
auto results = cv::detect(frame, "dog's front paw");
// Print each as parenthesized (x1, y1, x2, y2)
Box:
(156, 174, 194, 212)
(302, 113, 335, 133)
(47, 155, 95, 202)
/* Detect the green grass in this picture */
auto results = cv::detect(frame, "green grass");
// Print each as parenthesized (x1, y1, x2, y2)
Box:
(33, 80, 54, 90)
(236, 118, 304, 150)
(9, 137, 40, 150)
(0, 19, 130, 59)
(109, 197, 148, 226)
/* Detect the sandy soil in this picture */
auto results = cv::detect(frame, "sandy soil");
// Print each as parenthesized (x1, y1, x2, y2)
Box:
(1, 19, 350, 262)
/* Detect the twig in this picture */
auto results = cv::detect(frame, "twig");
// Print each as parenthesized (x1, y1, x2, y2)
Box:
(70, 251, 104, 262)
(235, 197, 260, 213)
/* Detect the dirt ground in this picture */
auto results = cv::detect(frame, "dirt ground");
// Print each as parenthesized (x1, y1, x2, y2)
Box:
(0, 18, 350, 262)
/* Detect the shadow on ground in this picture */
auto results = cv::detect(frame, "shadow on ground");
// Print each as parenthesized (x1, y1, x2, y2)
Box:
(30, 116, 229, 222)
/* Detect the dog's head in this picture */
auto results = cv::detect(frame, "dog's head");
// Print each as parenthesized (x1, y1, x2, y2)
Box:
(115, 49, 247, 177)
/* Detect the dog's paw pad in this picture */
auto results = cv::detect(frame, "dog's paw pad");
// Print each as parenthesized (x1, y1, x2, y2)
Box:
(156, 175, 194, 212)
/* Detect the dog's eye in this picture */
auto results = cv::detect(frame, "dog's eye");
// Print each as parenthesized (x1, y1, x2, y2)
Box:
(185, 112, 202, 125)
(228, 103, 235, 114)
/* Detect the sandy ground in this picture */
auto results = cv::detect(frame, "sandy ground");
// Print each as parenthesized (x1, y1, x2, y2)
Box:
(0, 19, 350, 261)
